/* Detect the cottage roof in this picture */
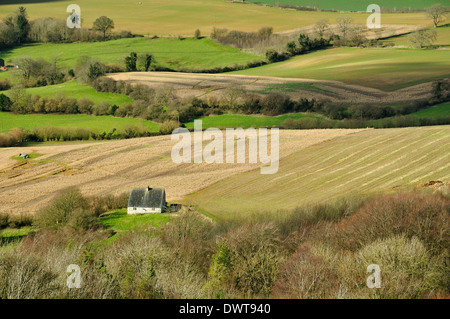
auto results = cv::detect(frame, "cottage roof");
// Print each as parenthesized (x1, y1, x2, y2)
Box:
(128, 187, 165, 208)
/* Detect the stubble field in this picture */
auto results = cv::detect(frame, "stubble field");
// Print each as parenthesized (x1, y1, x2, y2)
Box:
(0, 128, 362, 215)
(187, 125, 450, 218)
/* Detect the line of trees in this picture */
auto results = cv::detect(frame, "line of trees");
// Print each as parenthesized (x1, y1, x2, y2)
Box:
(0, 124, 157, 147)
(91, 76, 449, 122)
(3, 87, 123, 116)
(280, 114, 450, 130)
(0, 7, 131, 50)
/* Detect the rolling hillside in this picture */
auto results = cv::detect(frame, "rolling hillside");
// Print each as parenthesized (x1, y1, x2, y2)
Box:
(0, 37, 262, 71)
(0, 0, 433, 35)
(232, 47, 450, 91)
(0, 129, 361, 214)
(2, 81, 133, 105)
(187, 126, 450, 218)
(246, 0, 438, 11)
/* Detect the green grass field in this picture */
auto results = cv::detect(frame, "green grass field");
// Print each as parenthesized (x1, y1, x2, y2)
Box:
(411, 102, 450, 118)
(100, 209, 170, 232)
(0, 37, 262, 71)
(187, 126, 450, 218)
(246, 0, 437, 11)
(0, 112, 159, 133)
(2, 80, 133, 105)
(184, 113, 322, 129)
(0, 0, 433, 36)
(232, 47, 450, 91)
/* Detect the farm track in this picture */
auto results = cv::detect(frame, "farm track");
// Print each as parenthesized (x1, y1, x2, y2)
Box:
(0, 129, 361, 215)
(108, 72, 434, 105)
(188, 126, 450, 218)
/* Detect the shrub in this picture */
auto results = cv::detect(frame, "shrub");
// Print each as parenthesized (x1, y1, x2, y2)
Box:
(272, 244, 339, 298)
(114, 103, 132, 117)
(330, 193, 449, 254)
(103, 233, 163, 298)
(0, 128, 26, 147)
(260, 93, 292, 115)
(0, 213, 10, 229)
(6, 213, 33, 229)
(124, 52, 138, 72)
(0, 252, 60, 299)
(77, 98, 95, 114)
(137, 53, 153, 72)
(265, 49, 288, 63)
(34, 188, 91, 229)
(67, 208, 100, 231)
(92, 102, 111, 116)
(356, 235, 445, 298)
(0, 93, 12, 111)
(75, 56, 106, 83)
(207, 223, 284, 298)
(281, 117, 319, 129)
(0, 79, 11, 90)
(87, 192, 129, 216)
(159, 120, 180, 135)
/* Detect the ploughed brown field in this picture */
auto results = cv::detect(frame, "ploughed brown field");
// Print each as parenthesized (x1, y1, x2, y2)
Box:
(0, 129, 363, 215)
(108, 72, 435, 105)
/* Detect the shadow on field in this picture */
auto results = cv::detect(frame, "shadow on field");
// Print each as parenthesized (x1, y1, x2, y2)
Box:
(0, 234, 27, 246)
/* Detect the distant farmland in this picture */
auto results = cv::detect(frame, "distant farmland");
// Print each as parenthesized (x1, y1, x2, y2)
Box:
(232, 47, 450, 91)
(0, 129, 361, 214)
(188, 126, 450, 218)
(0, 37, 262, 71)
(246, 0, 437, 11)
(0, 0, 432, 35)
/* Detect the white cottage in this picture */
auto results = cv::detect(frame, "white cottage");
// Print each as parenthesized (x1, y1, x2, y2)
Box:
(127, 186, 166, 214)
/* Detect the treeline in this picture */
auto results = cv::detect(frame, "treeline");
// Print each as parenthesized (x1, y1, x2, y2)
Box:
(3, 76, 448, 130)
(92, 77, 450, 124)
(0, 7, 133, 49)
(1, 88, 121, 115)
(266, 33, 331, 63)
(0, 125, 155, 147)
(280, 114, 450, 130)
(211, 26, 274, 49)
(92, 76, 320, 120)
(28, 18, 134, 44)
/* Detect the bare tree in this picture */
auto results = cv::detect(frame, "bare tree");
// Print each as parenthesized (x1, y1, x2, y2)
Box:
(314, 19, 329, 38)
(427, 4, 447, 28)
(336, 16, 353, 41)
(408, 29, 437, 48)
(13, 56, 36, 79)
